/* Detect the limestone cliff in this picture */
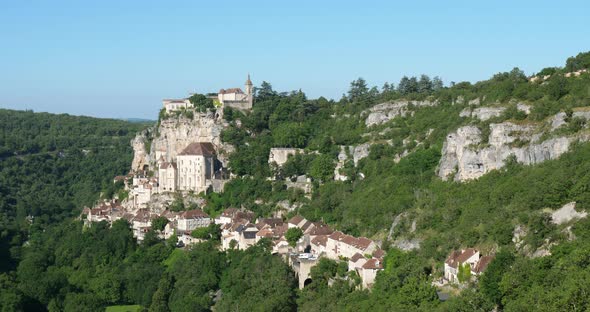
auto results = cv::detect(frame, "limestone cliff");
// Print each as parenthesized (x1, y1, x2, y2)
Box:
(131, 109, 233, 172)
(438, 116, 590, 181)
(364, 99, 438, 127)
(131, 128, 153, 172)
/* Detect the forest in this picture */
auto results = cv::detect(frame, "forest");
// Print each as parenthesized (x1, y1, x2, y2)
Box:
(1, 51, 590, 311)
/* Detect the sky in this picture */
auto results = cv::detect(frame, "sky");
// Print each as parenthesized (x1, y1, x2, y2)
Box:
(0, 1, 589, 119)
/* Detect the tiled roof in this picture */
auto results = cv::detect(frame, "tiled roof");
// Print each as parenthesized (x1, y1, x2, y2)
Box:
(473, 255, 494, 274)
(362, 258, 383, 270)
(311, 235, 328, 247)
(178, 142, 216, 156)
(306, 222, 333, 236)
(372, 249, 386, 259)
(350, 253, 365, 263)
(288, 215, 305, 225)
(219, 88, 244, 94)
(328, 231, 375, 251)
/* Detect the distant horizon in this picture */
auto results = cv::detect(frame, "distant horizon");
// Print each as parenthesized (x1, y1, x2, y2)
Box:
(1, 0, 589, 119)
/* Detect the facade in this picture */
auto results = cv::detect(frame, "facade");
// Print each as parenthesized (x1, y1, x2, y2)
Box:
(157, 142, 217, 194)
(163, 99, 190, 113)
(158, 157, 177, 192)
(326, 231, 377, 260)
(218, 75, 254, 112)
(177, 142, 216, 193)
(177, 209, 211, 232)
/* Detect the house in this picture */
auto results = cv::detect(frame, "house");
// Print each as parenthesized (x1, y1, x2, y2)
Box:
(288, 215, 307, 229)
(359, 258, 384, 288)
(238, 223, 259, 250)
(325, 231, 377, 260)
(310, 235, 328, 255)
(217, 75, 253, 112)
(130, 209, 158, 240)
(163, 99, 191, 113)
(177, 209, 211, 232)
(158, 157, 177, 192)
(444, 248, 494, 283)
(215, 208, 239, 225)
(348, 253, 368, 271)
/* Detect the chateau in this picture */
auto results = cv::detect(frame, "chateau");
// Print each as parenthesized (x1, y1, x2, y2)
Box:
(162, 74, 254, 113)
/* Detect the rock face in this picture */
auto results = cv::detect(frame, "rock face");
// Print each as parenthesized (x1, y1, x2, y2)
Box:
(152, 112, 229, 165)
(438, 120, 587, 181)
(365, 99, 438, 127)
(268, 148, 304, 167)
(460, 106, 506, 121)
(131, 129, 152, 172)
(551, 202, 587, 225)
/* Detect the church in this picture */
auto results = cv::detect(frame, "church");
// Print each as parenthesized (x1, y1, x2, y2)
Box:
(158, 142, 217, 194)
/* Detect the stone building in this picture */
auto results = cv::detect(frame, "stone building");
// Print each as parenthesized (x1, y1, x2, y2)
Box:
(163, 99, 190, 113)
(177, 142, 216, 193)
(157, 157, 177, 192)
(218, 74, 254, 112)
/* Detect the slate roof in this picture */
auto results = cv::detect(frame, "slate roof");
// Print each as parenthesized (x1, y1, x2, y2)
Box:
(178, 142, 216, 156)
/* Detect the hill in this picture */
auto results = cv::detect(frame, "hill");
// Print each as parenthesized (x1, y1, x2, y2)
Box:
(2, 51, 590, 311)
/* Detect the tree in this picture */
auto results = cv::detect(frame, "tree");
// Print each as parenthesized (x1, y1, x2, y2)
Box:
(285, 228, 303, 247)
(417, 74, 433, 93)
(457, 263, 472, 283)
(309, 154, 335, 182)
(348, 78, 369, 101)
(188, 94, 214, 113)
(151, 217, 169, 232)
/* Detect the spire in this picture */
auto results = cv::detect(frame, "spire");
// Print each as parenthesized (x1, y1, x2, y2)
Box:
(246, 73, 252, 86)
(245, 73, 253, 96)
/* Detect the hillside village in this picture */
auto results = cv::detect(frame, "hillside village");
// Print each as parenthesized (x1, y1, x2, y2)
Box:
(82, 75, 388, 289)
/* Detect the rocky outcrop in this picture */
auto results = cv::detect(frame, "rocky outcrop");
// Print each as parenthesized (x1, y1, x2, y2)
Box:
(149, 111, 232, 168)
(365, 99, 438, 127)
(131, 129, 152, 172)
(269, 148, 304, 167)
(460, 106, 506, 121)
(438, 119, 588, 181)
(551, 202, 587, 225)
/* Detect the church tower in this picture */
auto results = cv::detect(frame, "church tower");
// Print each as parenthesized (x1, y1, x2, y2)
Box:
(245, 74, 253, 95)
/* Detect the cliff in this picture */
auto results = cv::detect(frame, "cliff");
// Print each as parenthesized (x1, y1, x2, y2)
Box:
(438, 110, 590, 181)
(131, 109, 233, 172)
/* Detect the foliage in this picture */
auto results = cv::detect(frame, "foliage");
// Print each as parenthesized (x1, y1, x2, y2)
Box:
(284, 227, 303, 247)
(151, 217, 169, 232)
(188, 94, 215, 113)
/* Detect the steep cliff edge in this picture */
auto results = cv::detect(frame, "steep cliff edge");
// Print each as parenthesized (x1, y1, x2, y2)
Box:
(131, 110, 233, 172)
(364, 99, 438, 127)
(438, 112, 590, 181)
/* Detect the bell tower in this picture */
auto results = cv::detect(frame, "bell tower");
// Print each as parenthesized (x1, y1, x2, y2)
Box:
(245, 74, 253, 95)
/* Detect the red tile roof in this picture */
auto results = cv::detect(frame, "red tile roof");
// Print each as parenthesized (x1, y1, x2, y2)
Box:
(350, 253, 365, 263)
(473, 255, 494, 274)
(288, 215, 305, 225)
(311, 235, 328, 247)
(362, 258, 383, 270)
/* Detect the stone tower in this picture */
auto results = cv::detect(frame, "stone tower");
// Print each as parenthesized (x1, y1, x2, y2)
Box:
(245, 74, 253, 96)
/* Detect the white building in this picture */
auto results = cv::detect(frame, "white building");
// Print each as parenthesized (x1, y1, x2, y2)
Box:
(176, 142, 216, 194)
(218, 75, 254, 112)
(177, 209, 211, 232)
(163, 99, 191, 113)
(158, 157, 177, 192)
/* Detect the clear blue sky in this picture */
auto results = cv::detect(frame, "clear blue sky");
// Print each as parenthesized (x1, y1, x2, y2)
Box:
(1, 0, 588, 119)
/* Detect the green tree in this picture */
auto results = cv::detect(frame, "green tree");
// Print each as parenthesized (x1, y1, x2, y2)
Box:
(285, 228, 303, 247)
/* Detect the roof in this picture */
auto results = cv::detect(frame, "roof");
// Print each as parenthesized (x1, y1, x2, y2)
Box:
(256, 218, 283, 229)
(473, 255, 494, 274)
(180, 209, 210, 219)
(288, 215, 305, 225)
(221, 208, 239, 217)
(372, 249, 386, 259)
(362, 258, 383, 270)
(311, 235, 328, 247)
(328, 231, 375, 251)
(159, 162, 177, 169)
(456, 248, 478, 263)
(219, 88, 244, 94)
(350, 253, 365, 263)
(178, 142, 216, 156)
(245, 74, 252, 85)
(306, 222, 333, 236)
(445, 248, 479, 269)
